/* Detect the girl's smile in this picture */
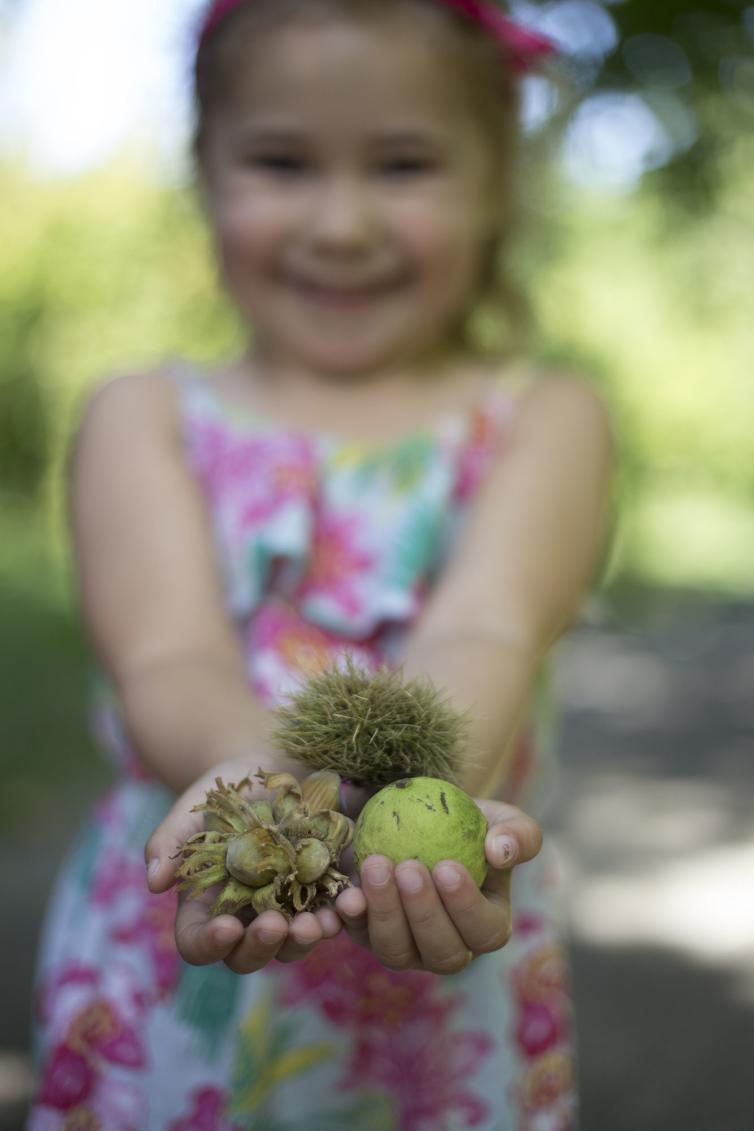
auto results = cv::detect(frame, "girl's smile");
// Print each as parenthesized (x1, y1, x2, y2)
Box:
(199, 9, 503, 381)
(284, 271, 410, 307)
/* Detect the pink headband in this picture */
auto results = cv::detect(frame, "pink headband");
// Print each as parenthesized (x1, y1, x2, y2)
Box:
(198, 0, 555, 74)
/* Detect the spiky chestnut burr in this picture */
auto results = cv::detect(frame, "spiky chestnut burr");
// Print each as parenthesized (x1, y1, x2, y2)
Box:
(175, 769, 354, 920)
(272, 655, 469, 788)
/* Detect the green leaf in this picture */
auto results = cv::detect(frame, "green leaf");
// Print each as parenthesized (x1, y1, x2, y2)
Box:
(229, 995, 336, 1119)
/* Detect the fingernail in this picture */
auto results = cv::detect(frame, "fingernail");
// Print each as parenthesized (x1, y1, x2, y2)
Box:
(366, 861, 390, 886)
(493, 836, 517, 865)
(147, 858, 161, 882)
(396, 865, 422, 894)
(436, 863, 462, 892)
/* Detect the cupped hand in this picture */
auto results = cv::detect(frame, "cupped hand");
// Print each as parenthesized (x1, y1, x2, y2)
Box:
(334, 798, 542, 975)
(144, 762, 343, 973)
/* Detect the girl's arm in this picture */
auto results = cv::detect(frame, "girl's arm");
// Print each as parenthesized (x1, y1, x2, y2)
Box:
(401, 374, 615, 797)
(72, 371, 345, 967)
(333, 375, 615, 972)
(70, 371, 291, 795)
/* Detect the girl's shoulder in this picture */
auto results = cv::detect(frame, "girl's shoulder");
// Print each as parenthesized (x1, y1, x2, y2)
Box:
(73, 363, 188, 449)
(67, 365, 193, 509)
(495, 361, 613, 438)
(81, 362, 181, 409)
(77, 359, 610, 455)
(495, 358, 605, 398)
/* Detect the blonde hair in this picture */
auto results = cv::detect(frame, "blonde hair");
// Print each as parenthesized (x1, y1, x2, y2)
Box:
(193, 0, 529, 357)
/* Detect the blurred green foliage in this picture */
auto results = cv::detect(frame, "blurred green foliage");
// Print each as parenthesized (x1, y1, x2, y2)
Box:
(601, 0, 752, 209)
(0, 161, 241, 497)
(531, 163, 754, 596)
(0, 498, 113, 824)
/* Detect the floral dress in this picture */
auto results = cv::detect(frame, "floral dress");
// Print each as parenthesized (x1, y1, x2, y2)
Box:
(29, 365, 577, 1131)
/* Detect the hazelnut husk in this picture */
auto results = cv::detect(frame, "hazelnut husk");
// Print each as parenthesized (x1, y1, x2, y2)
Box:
(175, 769, 354, 920)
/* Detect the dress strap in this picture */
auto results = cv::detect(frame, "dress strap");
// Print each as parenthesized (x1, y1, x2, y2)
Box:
(160, 356, 229, 438)
(162, 355, 206, 398)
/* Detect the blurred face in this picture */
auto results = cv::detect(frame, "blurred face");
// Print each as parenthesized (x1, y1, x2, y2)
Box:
(200, 9, 503, 379)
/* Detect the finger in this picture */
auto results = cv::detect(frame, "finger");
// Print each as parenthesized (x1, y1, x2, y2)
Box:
(145, 810, 205, 894)
(394, 861, 470, 976)
(480, 864, 512, 906)
(334, 885, 371, 949)
(314, 906, 343, 940)
(144, 762, 258, 892)
(476, 802, 543, 869)
(361, 856, 419, 971)
(174, 896, 245, 966)
(223, 911, 289, 974)
(274, 913, 324, 965)
(145, 778, 217, 892)
(433, 861, 512, 955)
(335, 884, 367, 924)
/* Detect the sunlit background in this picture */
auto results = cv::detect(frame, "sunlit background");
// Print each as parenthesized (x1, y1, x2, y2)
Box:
(0, 1, 752, 1129)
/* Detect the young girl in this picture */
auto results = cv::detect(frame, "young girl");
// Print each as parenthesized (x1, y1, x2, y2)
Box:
(29, 2, 613, 1128)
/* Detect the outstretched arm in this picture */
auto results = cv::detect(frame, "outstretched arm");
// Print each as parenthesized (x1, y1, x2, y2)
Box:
(402, 375, 615, 797)
(70, 372, 330, 965)
(335, 375, 615, 971)
(70, 371, 289, 794)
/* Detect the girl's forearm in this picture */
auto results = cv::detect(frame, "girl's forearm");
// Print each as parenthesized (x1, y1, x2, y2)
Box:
(116, 654, 297, 794)
(400, 629, 541, 798)
(116, 633, 540, 798)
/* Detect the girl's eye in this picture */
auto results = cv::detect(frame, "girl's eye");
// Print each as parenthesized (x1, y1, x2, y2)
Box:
(380, 157, 438, 177)
(247, 154, 308, 175)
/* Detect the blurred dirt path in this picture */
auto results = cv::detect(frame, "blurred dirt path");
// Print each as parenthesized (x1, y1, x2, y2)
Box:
(553, 596, 754, 1131)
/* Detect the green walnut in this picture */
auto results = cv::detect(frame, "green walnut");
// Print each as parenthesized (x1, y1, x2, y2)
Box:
(353, 777, 488, 887)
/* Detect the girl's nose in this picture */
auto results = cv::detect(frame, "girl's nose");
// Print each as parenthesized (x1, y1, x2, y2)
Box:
(308, 175, 377, 252)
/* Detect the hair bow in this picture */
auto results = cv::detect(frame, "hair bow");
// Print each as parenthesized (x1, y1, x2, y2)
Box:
(434, 0, 555, 71)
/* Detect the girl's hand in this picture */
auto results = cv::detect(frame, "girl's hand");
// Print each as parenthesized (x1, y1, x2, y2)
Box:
(144, 762, 343, 973)
(333, 799, 542, 975)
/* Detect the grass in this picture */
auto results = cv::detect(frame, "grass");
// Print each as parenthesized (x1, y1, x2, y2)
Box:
(0, 500, 111, 830)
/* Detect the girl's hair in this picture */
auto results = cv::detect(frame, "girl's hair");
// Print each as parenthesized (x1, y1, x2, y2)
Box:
(193, 0, 530, 357)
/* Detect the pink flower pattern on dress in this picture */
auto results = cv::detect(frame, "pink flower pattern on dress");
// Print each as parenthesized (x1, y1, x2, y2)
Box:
(35, 992, 148, 1130)
(510, 913, 576, 1130)
(278, 933, 451, 1032)
(89, 812, 182, 999)
(236, 436, 317, 527)
(168, 1087, 244, 1131)
(277, 933, 495, 1129)
(349, 1021, 495, 1130)
(453, 404, 507, 502)
(191, 423, 317, 525)
(297, 511, 378, 618)
(110, 891, 181, 1000)
(246, 598, 383, 703)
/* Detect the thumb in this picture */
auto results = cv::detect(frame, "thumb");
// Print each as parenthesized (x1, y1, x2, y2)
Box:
(144, 789, 206, 893)
(476, 802, 543, 870)
(144, 760, 258, 892)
